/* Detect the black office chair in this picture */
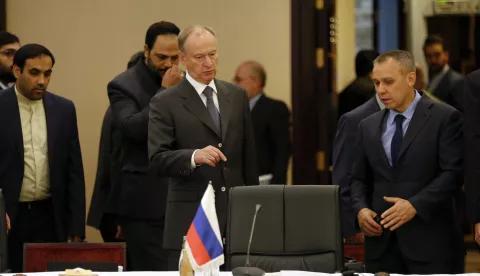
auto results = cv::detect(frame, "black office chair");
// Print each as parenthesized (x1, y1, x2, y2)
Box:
(226, 185, 344, 273)
(0, 189, 10, 273)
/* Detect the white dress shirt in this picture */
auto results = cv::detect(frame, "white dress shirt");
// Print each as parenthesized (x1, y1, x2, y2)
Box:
(185, 72, 220, 168)
(15, 86, 51, 202)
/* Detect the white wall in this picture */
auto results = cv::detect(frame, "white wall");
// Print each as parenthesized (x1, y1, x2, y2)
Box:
(7, 0, 291, 242)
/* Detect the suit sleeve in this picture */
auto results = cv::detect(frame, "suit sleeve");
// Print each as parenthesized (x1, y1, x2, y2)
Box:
(269, 102, 291, 184)
(66, 103, 86, 238)
(148, 94, 195, 177)
(349, 120, 372, 217)
(464, 73, 480, 223)
(242, 92, 259, 185)
(408, 109, 463, 222)
(87, 109, 111, 228)
(108, 81, 165, 143)
(332, 114, 359, 237)
(450, 78, 465, 114)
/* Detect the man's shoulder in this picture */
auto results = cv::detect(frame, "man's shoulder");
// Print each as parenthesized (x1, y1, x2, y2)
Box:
(343, 98, 380, 123)
(109, 66, 139, 87)
(447, 68, 463, 82)
(45, 92, 75, 108)
(466, 69, 480, 83)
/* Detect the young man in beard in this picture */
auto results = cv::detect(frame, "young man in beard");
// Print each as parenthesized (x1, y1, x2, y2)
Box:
(107, 21, 183, 271)
(0, 31, 20, 90)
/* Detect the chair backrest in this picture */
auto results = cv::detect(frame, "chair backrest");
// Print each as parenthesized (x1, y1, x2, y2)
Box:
(0, 189, 8, 272)
(226, 185, 343, 273)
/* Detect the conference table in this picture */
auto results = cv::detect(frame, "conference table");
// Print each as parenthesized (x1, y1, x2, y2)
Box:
(2, 272, 477, 276)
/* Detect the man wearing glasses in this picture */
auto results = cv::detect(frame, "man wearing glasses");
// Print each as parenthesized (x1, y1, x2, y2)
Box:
(0, 32, 20, 90)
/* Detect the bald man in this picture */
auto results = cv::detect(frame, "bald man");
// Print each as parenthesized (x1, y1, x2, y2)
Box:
(234, 61, 291, 184)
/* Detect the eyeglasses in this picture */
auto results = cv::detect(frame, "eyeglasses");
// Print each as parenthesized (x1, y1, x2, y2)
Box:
(0, 49, 17, 57)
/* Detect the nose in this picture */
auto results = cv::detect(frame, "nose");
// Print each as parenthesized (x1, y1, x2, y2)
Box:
(37, 74, 45, 85)
(164, 58, 172, 68)
(203, 55, 213, 67)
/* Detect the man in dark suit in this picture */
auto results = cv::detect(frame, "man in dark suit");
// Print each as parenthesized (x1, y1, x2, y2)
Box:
(0, 31, 20, 90)
(423, 35, 464, 112)
(464, 69, 480, 243)
(337, 50, 378, 118)
(148, 25, 259, 269)
(0, 44, 85, 272)
(107, 21, 183, 271)
(350, 50, 463, 274)
(333, 95, 383, 242)
(87, 51, 144, 243)
(233, 61, 291, 184)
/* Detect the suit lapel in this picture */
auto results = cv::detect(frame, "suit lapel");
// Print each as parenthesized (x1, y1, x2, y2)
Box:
(43, 93, 56, 173)
(5, 88, 24, 159)
(373, 109, 391, 168)
(397, 95, 432, 161)
(181, 79, 221, 138)
(215, 80, 232, 141)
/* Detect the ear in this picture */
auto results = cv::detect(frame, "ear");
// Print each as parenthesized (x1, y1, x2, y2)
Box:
(143, 44, 149, 60)
(179, 51, 187, 67)
(407, 71, 416, 87)
(13, 64, 20, 79)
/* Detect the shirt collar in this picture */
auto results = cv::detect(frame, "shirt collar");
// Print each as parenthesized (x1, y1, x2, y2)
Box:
(249, 92, 263, 110)
(0, 81, 7, 90)
(186, 71, 217, 96)
(388, 90, 422, 124)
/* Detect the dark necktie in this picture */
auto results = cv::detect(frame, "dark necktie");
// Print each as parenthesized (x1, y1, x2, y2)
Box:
(203, 86, 221, 132)
(391, 114, 405, 167)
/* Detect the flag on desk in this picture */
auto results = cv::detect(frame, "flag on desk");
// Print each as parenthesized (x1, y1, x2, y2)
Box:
(184, 183, 224, 271)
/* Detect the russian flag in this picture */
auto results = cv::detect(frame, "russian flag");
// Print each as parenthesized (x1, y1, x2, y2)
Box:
(184, 183, 224, 271)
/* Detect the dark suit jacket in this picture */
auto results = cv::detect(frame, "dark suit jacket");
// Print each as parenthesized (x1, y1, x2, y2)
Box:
(431, 68, 464, 113)
(332, 96, 380, 237)
(87, 107, 120, 228)
(0, 87, 86, 240)
(350, 94, 463, 262)
(251, 94, 291, 184)
(464, 70, 480, 223)
(107, 60, 168, 221)
(338, 76, 376, 118)
(148, 78, 259, 250)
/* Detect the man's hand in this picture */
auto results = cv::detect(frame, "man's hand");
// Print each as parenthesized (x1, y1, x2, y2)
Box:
(194, 145, 227, 167)
(381, 196, 416, 231)
(474, 223, 480, 244)
(6, 213, 10, 233)
(161, 64, 183, 88)
(115, 225, 124, 239)
(357, 208, 382, 237)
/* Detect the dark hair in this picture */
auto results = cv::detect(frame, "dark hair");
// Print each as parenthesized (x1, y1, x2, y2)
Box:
(355, 49, 378, 77)
(0, 31, 19, 49)
(374, 50, 415, 74)
(423, 35, 445, 51)
(13, 44, 55, 70)
(145, 21, 180, 50)
(127, 51, 144, 69)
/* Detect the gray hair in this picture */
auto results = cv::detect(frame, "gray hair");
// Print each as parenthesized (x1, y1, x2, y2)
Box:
(178, 25, 216, 53)
(374, 50, 416, 74)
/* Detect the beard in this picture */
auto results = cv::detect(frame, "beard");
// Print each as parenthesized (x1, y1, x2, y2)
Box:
(146, 57, 170, 85)
(0, 70, 15, 85)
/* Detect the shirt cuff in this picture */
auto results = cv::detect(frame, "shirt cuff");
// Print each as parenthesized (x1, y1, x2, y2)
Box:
(191, 150, 198, 169)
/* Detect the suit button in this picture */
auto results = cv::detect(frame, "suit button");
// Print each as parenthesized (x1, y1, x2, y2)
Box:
(221, 187, 226, 192)
(218, 143, 223, 148)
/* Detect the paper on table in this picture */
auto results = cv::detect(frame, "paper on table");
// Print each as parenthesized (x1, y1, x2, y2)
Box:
(280, 271, 342, 276)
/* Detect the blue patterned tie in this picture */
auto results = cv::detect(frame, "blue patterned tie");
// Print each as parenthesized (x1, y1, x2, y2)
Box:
(203, 86, 221, 132)
(391, 114, 405, 167)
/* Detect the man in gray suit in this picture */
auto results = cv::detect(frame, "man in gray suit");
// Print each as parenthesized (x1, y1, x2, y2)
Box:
(423, 35, 464, 112)
(148, 25, 259, 270)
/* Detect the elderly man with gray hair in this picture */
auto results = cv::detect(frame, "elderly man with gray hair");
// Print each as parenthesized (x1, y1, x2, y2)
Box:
(148, 25, 259, 269)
